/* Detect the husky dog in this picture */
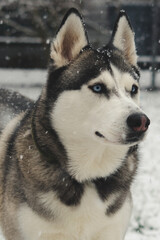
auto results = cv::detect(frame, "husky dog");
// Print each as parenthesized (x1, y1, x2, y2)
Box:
(0, 8, 150, 240)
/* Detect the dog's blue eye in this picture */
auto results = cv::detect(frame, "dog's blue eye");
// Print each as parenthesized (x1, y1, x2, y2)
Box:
(89, 84, 104, 94)
(131, 84, 138, 95)
(93, 84, 102, 92)
(88, 83, 109, 96)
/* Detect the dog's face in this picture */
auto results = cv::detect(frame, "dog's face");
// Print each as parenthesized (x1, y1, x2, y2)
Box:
(47, 9, 150, 148)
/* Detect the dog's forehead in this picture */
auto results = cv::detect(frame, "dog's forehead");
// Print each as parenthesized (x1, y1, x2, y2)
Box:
(66, 48, 138, 83)
(47, 48, 139, 100)
(73, 48, 139, 87)
(52, 49, 113, 89)
(87, 70, 114, 88)
(79, 47, 140, 82)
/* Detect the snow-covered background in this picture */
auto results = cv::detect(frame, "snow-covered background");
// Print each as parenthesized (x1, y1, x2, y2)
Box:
(0, 68, 160, 240)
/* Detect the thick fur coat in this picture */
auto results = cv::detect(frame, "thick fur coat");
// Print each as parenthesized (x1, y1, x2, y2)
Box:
(0, 8, 150, 240)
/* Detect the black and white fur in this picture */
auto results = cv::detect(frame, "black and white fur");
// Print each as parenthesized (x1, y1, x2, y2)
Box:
(0, 8, 150, 240)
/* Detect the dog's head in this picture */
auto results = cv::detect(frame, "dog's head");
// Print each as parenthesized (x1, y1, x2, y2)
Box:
(47, 8, 150, 149)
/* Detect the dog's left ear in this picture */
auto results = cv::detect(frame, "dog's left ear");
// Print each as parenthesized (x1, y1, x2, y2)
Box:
(111, 11, 137, 65)
(50, 8, 89, 68)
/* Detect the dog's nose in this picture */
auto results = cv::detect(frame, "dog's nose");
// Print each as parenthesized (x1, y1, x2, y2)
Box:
(127, 113, 150, 132)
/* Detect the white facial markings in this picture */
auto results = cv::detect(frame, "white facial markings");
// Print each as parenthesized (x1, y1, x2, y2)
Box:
(51, 67, 144, 181)
(110, 64, 140, 105)
(51, 70, 128, 181)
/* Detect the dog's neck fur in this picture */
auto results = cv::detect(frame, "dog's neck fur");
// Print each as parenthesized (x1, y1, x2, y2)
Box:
(31, 94, 68, 169)
(63, 135, 129, 182)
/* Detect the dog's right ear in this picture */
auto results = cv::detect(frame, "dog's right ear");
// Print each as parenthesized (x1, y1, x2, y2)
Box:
(50, 8, 89, 68)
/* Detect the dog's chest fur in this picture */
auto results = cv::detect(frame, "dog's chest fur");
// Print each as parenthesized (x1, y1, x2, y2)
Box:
(14, 114, 137, 240)
(18, 184, 131, 240)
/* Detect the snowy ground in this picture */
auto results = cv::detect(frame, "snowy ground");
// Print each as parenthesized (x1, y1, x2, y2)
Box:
(127, 90, 160, 240)
(0, 69, 160, 240)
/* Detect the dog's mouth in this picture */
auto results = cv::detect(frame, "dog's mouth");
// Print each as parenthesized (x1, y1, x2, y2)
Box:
(124, 131, 146, 144)
(95, 131, 105, 139)
(95, 131, 120, 144)
(95, 131, 145, 145)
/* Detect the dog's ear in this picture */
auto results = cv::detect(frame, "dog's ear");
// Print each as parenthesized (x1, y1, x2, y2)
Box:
(111, 11, 137, 65)
(50, 8, 89, 68)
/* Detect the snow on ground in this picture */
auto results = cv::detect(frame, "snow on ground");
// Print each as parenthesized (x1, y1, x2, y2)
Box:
(0, 69, 160, 240)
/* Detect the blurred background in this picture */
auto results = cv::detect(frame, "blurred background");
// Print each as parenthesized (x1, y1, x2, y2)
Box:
(0, 1, 160, 240)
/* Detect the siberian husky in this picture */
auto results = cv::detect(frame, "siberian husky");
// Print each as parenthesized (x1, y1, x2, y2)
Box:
(0, 8, 150, 240)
